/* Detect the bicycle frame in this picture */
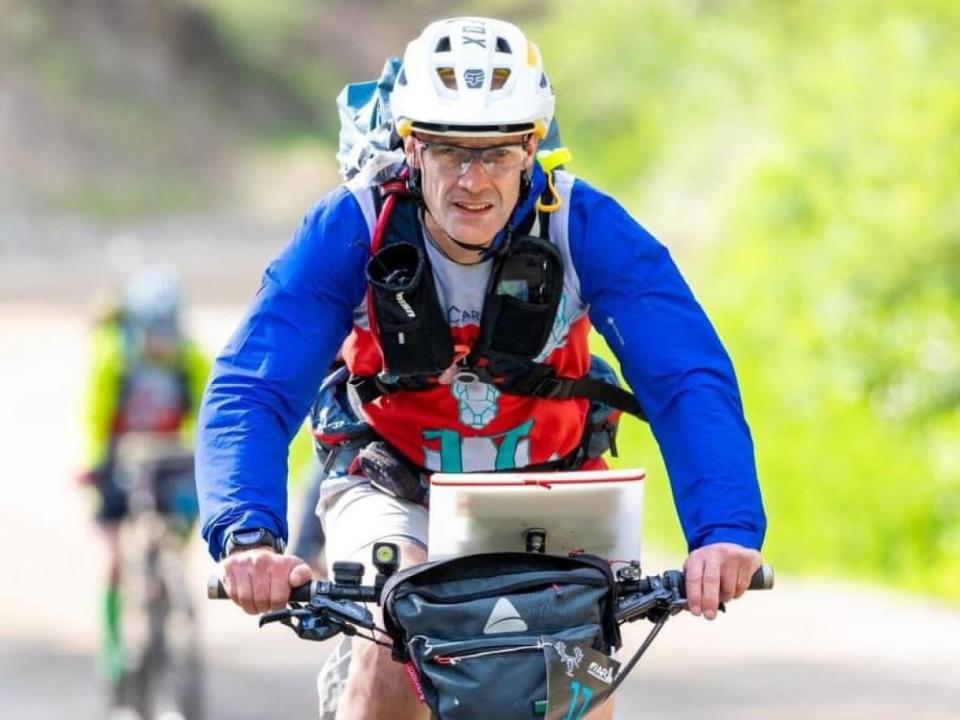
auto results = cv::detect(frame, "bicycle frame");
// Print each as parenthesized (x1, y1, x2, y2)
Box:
(116, 439, 204, 720)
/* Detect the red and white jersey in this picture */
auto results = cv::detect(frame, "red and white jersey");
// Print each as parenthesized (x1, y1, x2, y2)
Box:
(342, 180, 591, 473)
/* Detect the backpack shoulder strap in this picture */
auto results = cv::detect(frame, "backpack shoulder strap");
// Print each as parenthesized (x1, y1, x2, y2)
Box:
(371, 170, 422, 252)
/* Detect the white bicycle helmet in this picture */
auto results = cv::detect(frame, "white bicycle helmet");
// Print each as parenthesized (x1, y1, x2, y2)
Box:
(391, 17, 555, 139)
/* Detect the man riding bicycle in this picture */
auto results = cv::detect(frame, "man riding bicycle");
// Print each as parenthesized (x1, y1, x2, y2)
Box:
(80, 267, 209, 699)
(197, 17, 766, 720)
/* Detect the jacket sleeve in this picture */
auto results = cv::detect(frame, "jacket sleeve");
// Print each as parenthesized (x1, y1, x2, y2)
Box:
(196, 186, 370, 560)
(567, 180, 766, 552)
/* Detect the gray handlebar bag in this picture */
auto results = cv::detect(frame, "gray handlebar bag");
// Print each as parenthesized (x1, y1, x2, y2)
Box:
(382, 552, 621, 719)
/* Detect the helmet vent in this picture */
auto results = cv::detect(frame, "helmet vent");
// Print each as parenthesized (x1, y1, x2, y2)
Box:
(436, 67, 458, 90)
(492, 68, 511, 90)
(435, 36, 451, 53)
(495, 37, 512, 53)
(539, 73, 548, 89)
(397, 68, 407, 86)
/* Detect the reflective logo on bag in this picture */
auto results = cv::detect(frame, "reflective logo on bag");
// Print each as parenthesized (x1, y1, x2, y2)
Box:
(483, 597, 528, 634)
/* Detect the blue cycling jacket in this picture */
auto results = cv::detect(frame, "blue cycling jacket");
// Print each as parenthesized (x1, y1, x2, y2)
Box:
(197, 164, 766, 560)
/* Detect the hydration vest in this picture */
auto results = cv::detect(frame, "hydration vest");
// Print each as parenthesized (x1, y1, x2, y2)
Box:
(351, 170, 646, 423)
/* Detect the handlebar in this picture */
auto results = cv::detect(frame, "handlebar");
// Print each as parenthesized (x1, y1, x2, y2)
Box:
(208, 558, 773, 608)
(613, 563, 774, 624)
(207, 576, 379, 603)
(614, 563, 773, 596)
(207, 549, 775, 705)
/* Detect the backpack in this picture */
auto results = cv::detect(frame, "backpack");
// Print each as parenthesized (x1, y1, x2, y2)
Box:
(381, 552, 622, 720)
(581, 355, 626, 460)
(309, 364, 373, 471)
(335, 57, 404, 181)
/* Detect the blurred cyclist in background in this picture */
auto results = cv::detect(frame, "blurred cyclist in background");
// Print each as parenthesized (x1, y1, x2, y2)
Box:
(79, 267, 210, 690)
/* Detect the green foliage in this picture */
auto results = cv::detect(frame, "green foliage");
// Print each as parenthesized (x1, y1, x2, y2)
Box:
(709, 0, 960, 600)
(56, 173, 205, 221)
(194, 0, 339, 130)
(546, 1, 959, 600)
(287, 423, 317, 490)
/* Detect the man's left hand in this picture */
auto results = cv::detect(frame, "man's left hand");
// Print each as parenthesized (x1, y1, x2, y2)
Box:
(683, 542, 762, 621)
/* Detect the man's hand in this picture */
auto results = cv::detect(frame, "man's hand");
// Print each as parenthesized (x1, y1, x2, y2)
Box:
(220, 548, 313, 615)
(684, 542, 762, 621)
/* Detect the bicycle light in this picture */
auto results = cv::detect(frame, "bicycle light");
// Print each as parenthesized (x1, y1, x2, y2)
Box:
(372, 542, 400, 577)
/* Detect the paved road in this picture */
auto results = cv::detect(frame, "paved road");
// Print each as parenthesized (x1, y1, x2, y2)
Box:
(2, 304, 959, 720)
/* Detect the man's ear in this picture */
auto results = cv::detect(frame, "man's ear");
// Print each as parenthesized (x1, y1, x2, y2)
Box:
(402, 136, 419, 168)
(524, 136, 540, 170)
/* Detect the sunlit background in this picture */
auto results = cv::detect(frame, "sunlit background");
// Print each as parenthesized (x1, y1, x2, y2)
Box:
(2, 1, 958, 719)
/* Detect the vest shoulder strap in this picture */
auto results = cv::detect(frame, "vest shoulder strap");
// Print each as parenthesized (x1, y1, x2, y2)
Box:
(353, 173, 647, 422)
(371, 179, 422, 250)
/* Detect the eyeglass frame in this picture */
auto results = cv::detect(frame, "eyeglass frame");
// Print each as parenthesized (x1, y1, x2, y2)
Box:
(413, 135, 534, 178)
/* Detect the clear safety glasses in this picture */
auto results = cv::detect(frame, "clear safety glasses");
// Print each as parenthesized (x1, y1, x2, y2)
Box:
(416, 139, 530, 178)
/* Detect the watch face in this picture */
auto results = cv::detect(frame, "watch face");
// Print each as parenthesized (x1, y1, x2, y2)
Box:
(233, 529, 266, 545)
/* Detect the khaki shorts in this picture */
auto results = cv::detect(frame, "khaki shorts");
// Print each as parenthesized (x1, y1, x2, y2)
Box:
(315, 479, 428, 719)
(318, 478, 429, 570)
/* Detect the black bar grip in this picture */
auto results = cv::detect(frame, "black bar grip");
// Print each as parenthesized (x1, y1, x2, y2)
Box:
(749, 564, 775, 590)
(206, 575, 316, 602)
(676, 564, 775, 597)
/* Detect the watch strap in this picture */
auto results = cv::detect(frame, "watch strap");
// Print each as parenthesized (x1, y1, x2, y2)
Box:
(222, 528, 286, 559)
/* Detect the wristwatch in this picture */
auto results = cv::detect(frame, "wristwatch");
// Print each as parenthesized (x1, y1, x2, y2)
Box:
(222, 528, 286, 559)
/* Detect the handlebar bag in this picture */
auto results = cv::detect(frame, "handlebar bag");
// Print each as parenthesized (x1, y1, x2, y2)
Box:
(382, 552, 621, 719)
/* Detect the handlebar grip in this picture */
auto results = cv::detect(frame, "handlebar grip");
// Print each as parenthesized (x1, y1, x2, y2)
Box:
(673, 563, 774, 598)
(749, 564, 775, 590)
(207, 575, 227, 600)
(206, 575, 315, 602)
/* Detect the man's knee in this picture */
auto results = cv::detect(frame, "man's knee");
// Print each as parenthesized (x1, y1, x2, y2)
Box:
(347, 635, 391, 673)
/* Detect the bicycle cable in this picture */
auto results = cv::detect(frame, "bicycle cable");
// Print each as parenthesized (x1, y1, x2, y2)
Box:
(606, 615, 669, 698)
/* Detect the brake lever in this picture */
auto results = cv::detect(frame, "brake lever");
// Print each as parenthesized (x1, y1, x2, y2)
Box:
(259, 606, 347, 641)
(675, 599, 727, 614)
(259, 608, 295, 627)
(297, 613, 355, 642)
(616, 587, 678, 624)
(309, 596, 375, 630)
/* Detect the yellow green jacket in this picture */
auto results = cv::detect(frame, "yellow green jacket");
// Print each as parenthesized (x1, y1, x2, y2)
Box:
(81, 321, 211, 468)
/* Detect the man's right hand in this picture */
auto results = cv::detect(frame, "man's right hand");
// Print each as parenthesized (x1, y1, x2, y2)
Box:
(220, 548, 313, 615)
